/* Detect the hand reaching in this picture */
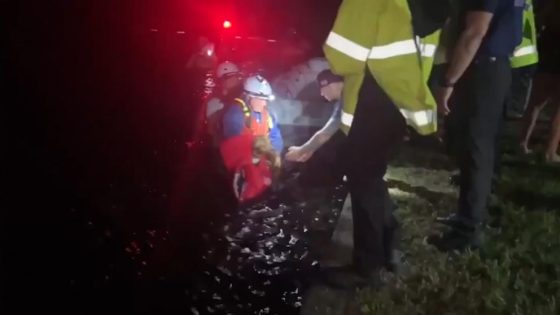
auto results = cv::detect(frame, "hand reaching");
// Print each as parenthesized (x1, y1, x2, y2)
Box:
(285, 146, 314, 163)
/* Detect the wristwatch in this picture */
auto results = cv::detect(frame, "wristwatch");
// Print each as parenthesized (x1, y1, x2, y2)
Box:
(438, 77, 456, 88)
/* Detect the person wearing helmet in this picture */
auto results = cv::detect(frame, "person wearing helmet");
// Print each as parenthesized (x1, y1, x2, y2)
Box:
(219, 75, 284, 202)
(205, 61, 244, 144)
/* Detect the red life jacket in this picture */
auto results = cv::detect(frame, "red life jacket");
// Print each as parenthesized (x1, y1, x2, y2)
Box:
(219, 133, 272, 202)
(233, 158, 272, 202)
(217, 99, 276, 202)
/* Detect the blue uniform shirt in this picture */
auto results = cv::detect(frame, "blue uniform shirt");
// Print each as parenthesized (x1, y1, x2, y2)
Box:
(222, 104, 284, 154)
(460, 0, 524, 58)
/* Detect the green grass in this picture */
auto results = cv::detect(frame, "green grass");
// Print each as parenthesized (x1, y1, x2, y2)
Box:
(359, 139, 560, 315)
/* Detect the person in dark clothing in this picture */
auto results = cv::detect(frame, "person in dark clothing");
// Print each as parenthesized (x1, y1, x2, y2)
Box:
(519, 0, 560, 162)
(324, 71, 407, 289)
(505, 0, 539, 119)
(433, 0, 525, 251)
(320, 0, 450, 289)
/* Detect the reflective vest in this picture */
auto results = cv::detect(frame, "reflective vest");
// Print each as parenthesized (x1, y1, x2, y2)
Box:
(233, 98, 274, 137)
(421, 31, 441, 82)
(324, 0, 438, 135)
(510, 0, 539, 68)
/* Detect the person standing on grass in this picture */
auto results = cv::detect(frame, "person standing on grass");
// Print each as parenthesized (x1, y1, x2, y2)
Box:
(505, 0, 539, 119)
(518, 0, 560, 163)
(320, 0, 446, 289)
(433, 0, 526, 251)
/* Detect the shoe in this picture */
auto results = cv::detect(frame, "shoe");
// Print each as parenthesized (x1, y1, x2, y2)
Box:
(322, 266, 384, 290)
(428, 229, 482, 252)
(435, 213, 475, 231)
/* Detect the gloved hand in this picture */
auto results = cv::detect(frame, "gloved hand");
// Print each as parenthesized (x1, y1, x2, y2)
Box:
(285, 145, 314, 162)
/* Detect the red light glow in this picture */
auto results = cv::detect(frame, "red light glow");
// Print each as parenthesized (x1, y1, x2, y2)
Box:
(223, 20, 232, 29)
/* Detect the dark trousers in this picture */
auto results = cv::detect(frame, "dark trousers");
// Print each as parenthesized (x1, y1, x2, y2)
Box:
(344, 71, 406, 272)
(446, 57, 511, 226)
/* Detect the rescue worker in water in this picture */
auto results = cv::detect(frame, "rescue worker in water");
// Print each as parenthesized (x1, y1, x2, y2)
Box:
(219, 75, 284, 202)
(205, 61, 244, 145)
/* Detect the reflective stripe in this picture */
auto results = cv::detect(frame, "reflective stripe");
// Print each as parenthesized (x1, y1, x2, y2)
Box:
(327, 32, 436, 61)
(369, 39, 417, 59)
(341, 109, 435, 128)
(368, 41, 435, 59)
(420, 44, 436, 57)
(513, 45, 537, 57)
(341, 111, 354, 127)
(325, 32, 370, 62)
(399, 109, 435, 127)
(234, 98, 250, 116)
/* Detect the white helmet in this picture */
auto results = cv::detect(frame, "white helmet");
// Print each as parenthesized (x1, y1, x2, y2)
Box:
(216, 61, 240, 79)
(244, 75, 274, 100)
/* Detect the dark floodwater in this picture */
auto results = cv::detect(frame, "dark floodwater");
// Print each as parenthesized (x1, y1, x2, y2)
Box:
(23, 67, 347, 314)
(5, 2, 348, 313)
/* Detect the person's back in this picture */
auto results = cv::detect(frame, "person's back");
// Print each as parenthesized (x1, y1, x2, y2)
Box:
(455, 0, 523, 59)
(320, 0, 443, 288)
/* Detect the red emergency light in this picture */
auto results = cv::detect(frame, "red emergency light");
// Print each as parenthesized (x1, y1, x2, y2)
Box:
(223, 20, 232, 29)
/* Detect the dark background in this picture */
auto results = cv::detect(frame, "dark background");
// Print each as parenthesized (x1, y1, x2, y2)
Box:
(4, 0, 558, 313)
(4, 0, 340, 313)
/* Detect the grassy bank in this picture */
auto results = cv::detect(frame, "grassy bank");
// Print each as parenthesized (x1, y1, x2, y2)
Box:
(359, 135, 560, 315)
